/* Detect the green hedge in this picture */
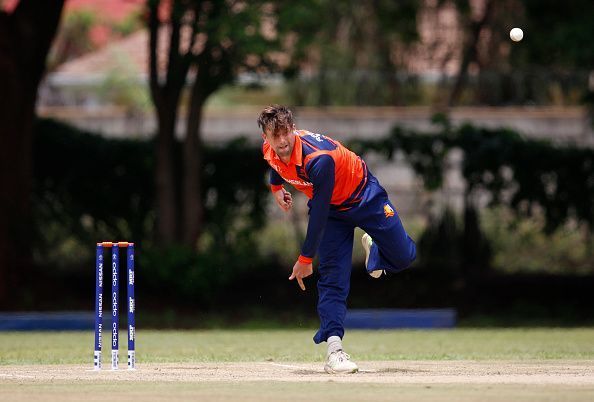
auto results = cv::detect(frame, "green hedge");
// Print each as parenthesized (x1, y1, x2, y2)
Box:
(24, 117, 594, 314)
(31, 118, 269, 304)
(350, 114, 594, 233)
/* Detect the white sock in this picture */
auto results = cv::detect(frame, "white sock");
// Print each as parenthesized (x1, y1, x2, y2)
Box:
(327, 336, 343, 356)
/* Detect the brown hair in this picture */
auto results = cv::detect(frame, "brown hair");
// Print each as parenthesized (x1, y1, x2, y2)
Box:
(257, 105, 294, 134)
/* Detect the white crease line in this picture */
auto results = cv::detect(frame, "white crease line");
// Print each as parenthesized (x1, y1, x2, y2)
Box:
(268, 363, 311, 370)
(267, 363, 377, 374)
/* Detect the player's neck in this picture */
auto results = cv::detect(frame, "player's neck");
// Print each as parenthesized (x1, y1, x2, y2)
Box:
(279, 154, 290, 164)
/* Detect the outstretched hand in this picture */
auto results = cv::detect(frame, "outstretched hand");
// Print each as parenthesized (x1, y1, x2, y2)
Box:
(273, 188, 293, 211)
(289, 260, 313, 291)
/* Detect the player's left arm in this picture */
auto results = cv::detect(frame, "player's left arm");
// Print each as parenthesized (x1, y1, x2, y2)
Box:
(289, 155, 335, 291)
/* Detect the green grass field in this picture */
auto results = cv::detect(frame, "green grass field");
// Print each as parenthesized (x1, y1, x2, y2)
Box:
(1, 328, 594, 401)
(2, 328, 594, 364)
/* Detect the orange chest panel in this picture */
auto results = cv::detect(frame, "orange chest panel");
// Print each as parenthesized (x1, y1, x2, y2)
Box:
(263, 131, 366, 205)
(264, 134, 315, 197)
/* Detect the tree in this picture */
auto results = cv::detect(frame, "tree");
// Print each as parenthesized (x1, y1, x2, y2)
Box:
(370, 0, 419, 105)
(277, 0, 420, 106)
(443, 0, 594, 106)
(147, 0, 278, 247)
(514, 0, 594, 69)
(47, 9, 96, 70)
(446, 0, 496, 106)
(0, 0, 65, 306)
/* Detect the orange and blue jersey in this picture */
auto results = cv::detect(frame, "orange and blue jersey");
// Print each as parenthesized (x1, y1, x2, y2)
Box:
(263, 130, 368, 263)
(264, 129, 416, 345)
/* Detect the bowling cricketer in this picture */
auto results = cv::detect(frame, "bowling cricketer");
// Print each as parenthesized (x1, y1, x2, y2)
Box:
(259, 105, 417, 373)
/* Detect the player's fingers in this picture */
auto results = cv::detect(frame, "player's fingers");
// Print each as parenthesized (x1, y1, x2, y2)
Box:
(289, 271, 295, 280)
(278, 199, 289, 211)
(297, 277, 305, 291)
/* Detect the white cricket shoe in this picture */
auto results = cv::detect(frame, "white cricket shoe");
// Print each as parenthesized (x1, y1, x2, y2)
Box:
(324, 350, 359, 374)
(362, 232, 383, 278)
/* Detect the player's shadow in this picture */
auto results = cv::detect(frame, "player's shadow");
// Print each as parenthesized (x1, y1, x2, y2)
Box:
(292, 369, 324, 375)
(377, 367, 430, 373)
(291, 367, 429, 375)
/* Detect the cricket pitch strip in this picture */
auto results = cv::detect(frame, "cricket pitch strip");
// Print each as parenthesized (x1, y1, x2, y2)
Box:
(2, 360, 594, 402)
(1, 360, 593, 384)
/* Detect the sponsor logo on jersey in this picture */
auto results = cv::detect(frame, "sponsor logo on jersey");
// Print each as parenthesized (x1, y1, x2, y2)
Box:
(284, 177, 313, 187)
(308, 133, 325, 142)
(384, 204, 395, 218)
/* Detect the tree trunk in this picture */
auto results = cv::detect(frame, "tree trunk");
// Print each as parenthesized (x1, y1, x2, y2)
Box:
(448, 0, 494, 107)
(0, 0, 64, 307)
(318, 55, 330, 106)
(155, 106, 179, 244)
(147, 2, 191, 245)
(0, 79, 32, 309)
(377, 38, 401, 106)
(182, 81, 206, 248)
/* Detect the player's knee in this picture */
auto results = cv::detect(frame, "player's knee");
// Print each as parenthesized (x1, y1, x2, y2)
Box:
(405, 244, 417, 268)
(395, 242, 417, 270)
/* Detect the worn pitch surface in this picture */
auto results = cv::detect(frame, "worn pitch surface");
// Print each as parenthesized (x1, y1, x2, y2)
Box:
(2, 361, 594, 401)
(1, 360, 594, 384)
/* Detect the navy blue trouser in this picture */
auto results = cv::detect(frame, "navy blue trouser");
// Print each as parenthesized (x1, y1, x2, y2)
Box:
(312, 174, 417, 344)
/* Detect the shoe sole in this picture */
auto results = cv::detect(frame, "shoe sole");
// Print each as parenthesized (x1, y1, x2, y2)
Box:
(362, 234, 382, 278)
(362, 234, 371, 267)
(324, 365, 359, 374)
(369, 269, 383, 279)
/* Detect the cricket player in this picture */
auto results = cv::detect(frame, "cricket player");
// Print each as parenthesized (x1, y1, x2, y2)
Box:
(259, 105, 416, 374)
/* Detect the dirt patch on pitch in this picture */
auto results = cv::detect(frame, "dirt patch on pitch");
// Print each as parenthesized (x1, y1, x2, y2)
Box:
(1, 360, 593, 385)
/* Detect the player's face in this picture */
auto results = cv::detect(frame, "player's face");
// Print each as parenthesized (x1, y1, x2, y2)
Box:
(263, 125, 296, 162)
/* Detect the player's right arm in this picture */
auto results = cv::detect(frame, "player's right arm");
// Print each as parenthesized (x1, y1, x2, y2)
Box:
(288, 154, 334, 291)
(270, 169, 292, 211)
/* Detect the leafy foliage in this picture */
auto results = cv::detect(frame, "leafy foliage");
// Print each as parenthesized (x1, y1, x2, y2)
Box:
(514, 0, 594, 68)
(277, 0, 421, 106)
(47, 9, 96, 69)
(32, 118, 268, 264)
(350, 116, 594, 232)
